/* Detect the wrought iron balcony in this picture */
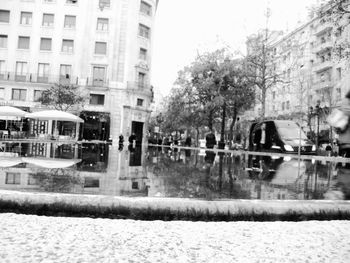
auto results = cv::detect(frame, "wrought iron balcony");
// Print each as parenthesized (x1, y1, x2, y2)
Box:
(312, 60, 333, 73)
(0, 72, 79, 85)
(86, 77, 109, 88)
(127, 81, 153, 95)
(314, 21, 332, 36)
(313, 79, 334, 91)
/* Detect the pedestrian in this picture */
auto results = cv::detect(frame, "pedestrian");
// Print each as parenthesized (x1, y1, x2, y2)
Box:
(338, 91, 350, 157)
(128, 133, 136, 144)
(119, 134, 124, 145)
(205, 131, 216, 149)
(185, 136, 192, 147)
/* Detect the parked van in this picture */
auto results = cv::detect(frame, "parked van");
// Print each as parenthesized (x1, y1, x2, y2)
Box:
(248, 120, 316, 154)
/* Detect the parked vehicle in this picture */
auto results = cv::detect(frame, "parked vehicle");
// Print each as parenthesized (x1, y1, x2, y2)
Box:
(248, 120, 316, 154)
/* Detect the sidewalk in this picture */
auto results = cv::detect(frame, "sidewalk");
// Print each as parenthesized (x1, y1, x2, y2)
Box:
(1, 213, 349, 263)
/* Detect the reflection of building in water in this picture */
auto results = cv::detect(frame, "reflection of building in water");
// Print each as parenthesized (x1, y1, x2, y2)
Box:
(0, 166, 84, 193)
(94, 145, 149, 196)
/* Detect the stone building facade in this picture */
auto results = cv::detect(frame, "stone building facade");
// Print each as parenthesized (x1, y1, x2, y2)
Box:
(246, 1, 350, 139)
(0, 0, 158, 143)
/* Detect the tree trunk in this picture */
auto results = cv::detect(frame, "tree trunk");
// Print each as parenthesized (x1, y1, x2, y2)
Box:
(208, 110, 213, 131)
(261, 88, 266, 119)
(196, 127, 199, 147)
(229, 107, 238, 143)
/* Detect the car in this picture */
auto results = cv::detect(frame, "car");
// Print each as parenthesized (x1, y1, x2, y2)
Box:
(248, 120, 316, 154)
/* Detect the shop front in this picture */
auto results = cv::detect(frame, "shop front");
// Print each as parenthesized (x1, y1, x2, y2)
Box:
(80, 111, 110, 141)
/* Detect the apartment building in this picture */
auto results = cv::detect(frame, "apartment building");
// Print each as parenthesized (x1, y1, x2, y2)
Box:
(247, 1, 350, 137)
(0, 0, 158, 143)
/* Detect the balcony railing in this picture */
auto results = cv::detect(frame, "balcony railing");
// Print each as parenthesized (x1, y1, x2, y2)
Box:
(0, 72, 79, 85)
(127, 81, 153, 95)
(314, 40, 332, 53)
(313, 79, 334, 90)
(86, 77, 109, 88)
(312, 60, 333, 73)
(314, 22, 332, 36)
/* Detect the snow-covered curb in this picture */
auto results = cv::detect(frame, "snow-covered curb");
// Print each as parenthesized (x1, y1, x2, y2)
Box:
(1, 190, 350, 220)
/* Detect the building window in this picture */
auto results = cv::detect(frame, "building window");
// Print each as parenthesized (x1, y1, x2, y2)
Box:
(282, 102, 285, 111)
(286, 101, 290, 110)
(42, 13, 54, 26)
(337, 67, 342, 80)
(0, 88, 4, 99)
(139, 24, 150, 39)
(15, 61, 27, 81)
(66, 0, 78, 4)
(0, 35, 7, 48)
(137, 98, 143, 106)
(99, 0, 110, 8)
(84, 178, 100, 188)
(6, 172, 21, 184)
(96, 18, 108, 31)
(20, 12, 32, 25)
(0, 60, 5, 79)
(12, 89, 27, 101)
(139, 48, 147, 60)
(92, 66, 105, 86)
(95, 42, 107, 55)
(0, 10, 10, 23)
(90, 94, 105, 105)
(37, 63, 49, 83)
(64, 15, 76, 28)
(138, 72, 146, 87)
(272, 91, 275, 99)
(60, 64, 71, 76)
(59, 64, 72, 83)
(40, 38, 52, 51)
(140, 1, 152, 16)
(18, 36, 30, 49)
(62, 39, 74, 53)
(132, 181, 139, 190)
(34, 90, 43, 102)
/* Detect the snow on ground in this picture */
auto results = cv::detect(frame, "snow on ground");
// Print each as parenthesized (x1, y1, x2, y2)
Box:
(0, 213, 349, 263)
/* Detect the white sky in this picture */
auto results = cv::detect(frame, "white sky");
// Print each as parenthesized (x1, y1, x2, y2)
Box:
(152, 0, 320, 96)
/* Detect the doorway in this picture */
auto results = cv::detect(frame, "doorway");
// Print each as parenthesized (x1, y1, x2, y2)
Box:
(131, 121, 144, 144)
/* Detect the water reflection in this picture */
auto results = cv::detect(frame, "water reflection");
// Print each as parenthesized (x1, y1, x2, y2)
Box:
(0, 142, 349, 200)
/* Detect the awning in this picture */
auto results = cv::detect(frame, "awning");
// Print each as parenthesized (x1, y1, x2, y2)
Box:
(22, 157, 82, 169)
(25, 110, 84, 123)
(0, 106, 27, 120)
(0, 157, 22, 167)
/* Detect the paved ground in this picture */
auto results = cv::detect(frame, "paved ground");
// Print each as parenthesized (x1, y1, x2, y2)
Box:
(0, 213, 349, 263)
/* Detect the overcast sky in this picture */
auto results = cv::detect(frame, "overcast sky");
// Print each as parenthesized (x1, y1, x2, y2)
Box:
(151, 0, 320, 96)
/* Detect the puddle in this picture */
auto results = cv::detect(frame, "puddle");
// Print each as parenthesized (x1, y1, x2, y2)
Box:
(0, 142, 349, 200)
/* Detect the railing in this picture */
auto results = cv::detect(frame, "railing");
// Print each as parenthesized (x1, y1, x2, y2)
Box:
(314, 22, 332, 36)
(86, 77, 109, 88)
(313, 40, 332, 52)
(312, 60, 333, 73)
(0, 72, 79, 85)
(313, 79, 334, 90)
(127, 81, 153, 95)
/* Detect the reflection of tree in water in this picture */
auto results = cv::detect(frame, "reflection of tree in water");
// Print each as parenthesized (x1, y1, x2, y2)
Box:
(31, 168, 83, 193)
(145, 147, 251, 199)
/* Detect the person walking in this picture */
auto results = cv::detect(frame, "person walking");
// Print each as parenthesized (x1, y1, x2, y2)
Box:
(338, 91, 350, 157)
(205, 131, 216, 149)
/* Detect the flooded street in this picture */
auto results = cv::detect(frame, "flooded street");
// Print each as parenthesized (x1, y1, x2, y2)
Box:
(0, 142, 349, 201)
